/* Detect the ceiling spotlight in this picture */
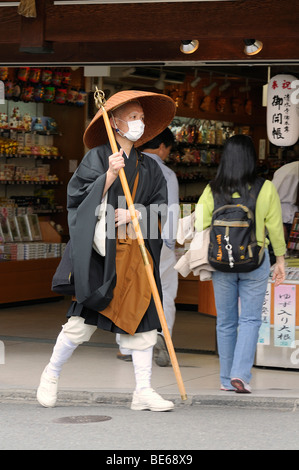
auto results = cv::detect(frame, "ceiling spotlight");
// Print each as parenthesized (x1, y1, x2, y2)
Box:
(191, 76, 201, 88)
(121, 67, 136, 77)
(239, 78, 251, 92)
(154, 71, 166, 90)
(243, 39, 263, 56)
(191, 70, 201, 88)
(219, 80, 231, 92)
(202, 82, 217, 96)
(180, 40, 199, 55)
(239, 84, 251, 92)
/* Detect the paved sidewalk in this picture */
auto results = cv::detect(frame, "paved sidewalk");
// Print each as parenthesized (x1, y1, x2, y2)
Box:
(1, 336, 299, 410)
(1, 298, 299, 410)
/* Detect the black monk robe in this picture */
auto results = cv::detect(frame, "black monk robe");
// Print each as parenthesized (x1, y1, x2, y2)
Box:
(66, 143, 168, 335)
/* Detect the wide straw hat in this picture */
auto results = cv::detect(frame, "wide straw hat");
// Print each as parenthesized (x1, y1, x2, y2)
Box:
(83, 90, 176, 149)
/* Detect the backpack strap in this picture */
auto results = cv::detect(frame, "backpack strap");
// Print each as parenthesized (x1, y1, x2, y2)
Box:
(252, 177, 266, 263)
(213, 177, 265, 212)
(247, 177, 265, 209)
(245, 176, 266, 264)
(245, 177, 265, 221)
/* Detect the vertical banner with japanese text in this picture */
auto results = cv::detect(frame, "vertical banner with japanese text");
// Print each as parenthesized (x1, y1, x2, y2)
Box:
(274, 284, 296, 348)
(267, 74, 299, 147)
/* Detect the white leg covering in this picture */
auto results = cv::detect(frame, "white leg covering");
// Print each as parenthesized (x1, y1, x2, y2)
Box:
(46, 330, 77, 378)
(118, 330, 157, 354)
(132, 347, 153, 391)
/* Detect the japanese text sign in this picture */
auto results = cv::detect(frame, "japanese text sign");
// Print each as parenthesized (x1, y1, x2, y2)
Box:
(267, 74, 299, 147)
(274, 284, 296, 347)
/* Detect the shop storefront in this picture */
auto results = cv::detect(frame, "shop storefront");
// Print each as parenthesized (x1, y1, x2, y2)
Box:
(0, 1, 298, 366)
(0, 66, 86, 303)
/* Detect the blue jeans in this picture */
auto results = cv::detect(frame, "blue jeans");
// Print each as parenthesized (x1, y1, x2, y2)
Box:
(212, 250, 270, 388)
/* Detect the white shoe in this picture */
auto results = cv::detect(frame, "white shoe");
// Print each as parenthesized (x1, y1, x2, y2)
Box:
(36, 366, 59, 407)
(131, 388, 174, 412)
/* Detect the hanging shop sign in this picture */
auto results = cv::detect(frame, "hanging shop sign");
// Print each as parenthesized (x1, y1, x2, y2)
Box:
(274, 284, 296, 348)
(267, 74, 299, 147)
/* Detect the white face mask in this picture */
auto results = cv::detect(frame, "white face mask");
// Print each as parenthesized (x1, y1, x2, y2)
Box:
(113, 115, 145, 142)
(123, 119, 145, 142)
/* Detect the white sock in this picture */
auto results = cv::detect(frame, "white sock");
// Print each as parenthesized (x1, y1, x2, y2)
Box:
(46, 331, 77, 378)
(132, 347, 153, 392)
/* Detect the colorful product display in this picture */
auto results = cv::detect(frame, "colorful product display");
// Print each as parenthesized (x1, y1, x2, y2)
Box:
(1, 67, 87, 106)
(0, 110, 60, 159)
(0, 108, 59, 133)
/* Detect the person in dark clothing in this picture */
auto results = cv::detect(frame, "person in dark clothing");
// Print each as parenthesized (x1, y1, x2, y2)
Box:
(37, 90, 176, 411)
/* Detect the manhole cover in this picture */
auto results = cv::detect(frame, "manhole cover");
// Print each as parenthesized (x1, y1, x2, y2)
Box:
(53, 415, 112, 424)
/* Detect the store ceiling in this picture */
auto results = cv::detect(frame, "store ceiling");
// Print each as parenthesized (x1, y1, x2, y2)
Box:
(0, 0, 298, 82)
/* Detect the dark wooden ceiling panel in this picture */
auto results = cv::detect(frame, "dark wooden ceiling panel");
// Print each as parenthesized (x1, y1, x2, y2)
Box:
(44, 1, 299, 41)
(0, 0, 298, 66)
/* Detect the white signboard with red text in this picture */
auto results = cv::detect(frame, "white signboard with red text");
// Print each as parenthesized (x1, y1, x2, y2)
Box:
(267, 74, 299, 147)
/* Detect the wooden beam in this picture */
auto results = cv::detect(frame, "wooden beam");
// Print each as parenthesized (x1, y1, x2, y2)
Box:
(0, 36, 298, 65)
(19, 0, 53, 53)
(0, 6, 21, 43)
(0, 0, 298, 45)
(44, 0, 299, 42)
(0, 0, 298, 64)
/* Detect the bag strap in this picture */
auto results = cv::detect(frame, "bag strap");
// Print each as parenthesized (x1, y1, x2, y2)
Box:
(213, 177, 265, 212)
(126, 150, 140, 203)
(117, 162, 139, 243)
(249, 176, 265, 200)
(132, 170, 139, 202)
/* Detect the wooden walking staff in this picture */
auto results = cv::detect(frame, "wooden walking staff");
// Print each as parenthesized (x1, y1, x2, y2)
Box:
(94, 88, 187, 401)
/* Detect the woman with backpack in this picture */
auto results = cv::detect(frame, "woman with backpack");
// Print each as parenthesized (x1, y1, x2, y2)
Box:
(195, 134, 286, 393)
